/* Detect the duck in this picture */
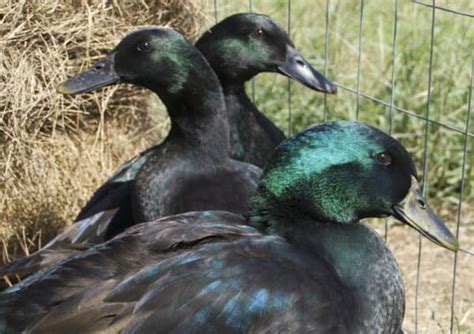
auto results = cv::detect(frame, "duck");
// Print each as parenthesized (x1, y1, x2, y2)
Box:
(0, 14, 336, 278)
(195, 13, 337, 167)
(0, 121, 458, 333)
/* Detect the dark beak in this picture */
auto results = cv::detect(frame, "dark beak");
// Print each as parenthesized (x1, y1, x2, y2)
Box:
(277, 45, 337, 94)
(392, 176, 459, 252)
(57, 53, 120, 95)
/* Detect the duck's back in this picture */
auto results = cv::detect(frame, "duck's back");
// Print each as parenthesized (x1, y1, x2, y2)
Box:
(0, 211, 356, 334)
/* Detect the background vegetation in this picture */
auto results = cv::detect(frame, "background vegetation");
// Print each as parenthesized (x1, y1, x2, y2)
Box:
(0, 0, 472, 332)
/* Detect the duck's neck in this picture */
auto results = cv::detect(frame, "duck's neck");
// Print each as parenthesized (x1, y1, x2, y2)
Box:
(251, 201, 404, 332)
(154, 67, 229, 162)
(221, 82, 255, 118)
(289, 221, 404, 332)
(221, 83, 254, 157)
(220, 81, 286, 167)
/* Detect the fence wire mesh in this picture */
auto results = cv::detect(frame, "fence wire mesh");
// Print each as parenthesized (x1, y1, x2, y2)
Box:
(211, 0, 472, 332)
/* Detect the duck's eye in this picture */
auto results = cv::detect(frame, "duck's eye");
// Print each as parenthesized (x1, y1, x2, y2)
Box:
(373, 152, 392, 166)
(137, 41, 151, 53)
(254, 28, 265, 37)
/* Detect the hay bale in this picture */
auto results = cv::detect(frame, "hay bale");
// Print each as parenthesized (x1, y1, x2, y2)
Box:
(0, 0, 206, 268)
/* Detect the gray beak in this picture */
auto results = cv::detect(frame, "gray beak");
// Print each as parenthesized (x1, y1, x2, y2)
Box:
(392, 176, 459, 252)
(277, 45, 337, 94)
(57, 53, 120, 95)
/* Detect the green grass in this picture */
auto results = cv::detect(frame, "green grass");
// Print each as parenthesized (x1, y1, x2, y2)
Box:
(214, 0, 473, 208)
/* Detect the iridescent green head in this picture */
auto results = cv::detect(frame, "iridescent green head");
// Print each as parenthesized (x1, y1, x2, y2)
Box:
(252, 121, 458, 251)
(195, 13, 336, 93)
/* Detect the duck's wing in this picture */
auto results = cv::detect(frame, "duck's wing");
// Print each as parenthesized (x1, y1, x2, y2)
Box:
(0, 149, 156, 279)
(0, 211, 352, 333)
(0, 211, 251, 332)
(108, 237, 353, 334)
(0, 206, 124, 278)
(74, 148, 157, 238)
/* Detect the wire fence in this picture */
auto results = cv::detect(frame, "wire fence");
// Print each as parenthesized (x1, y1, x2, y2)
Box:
(212, 1, 473, 332)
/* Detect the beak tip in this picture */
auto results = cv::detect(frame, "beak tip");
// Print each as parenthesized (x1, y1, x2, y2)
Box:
(316, 83, 337, 95)
(56, 83, 73, 95)
(449, 238, 460, 252)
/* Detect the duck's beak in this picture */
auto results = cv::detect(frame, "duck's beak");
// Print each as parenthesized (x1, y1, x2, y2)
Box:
(277, 45, 337, 94)
(57, 53, 120, 95)
(392, 176, 459, 252)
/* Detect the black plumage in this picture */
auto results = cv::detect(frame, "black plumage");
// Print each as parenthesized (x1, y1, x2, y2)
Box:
(0, 121, 458, 333)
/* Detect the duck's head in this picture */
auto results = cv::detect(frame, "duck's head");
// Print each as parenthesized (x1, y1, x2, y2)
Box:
(253, 121, 458, 251)
(195, 13, 337, 94)
(57, 27, 218, 97)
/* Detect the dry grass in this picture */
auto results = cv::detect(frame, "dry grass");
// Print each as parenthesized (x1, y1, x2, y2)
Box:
(0, 0, 206, 264)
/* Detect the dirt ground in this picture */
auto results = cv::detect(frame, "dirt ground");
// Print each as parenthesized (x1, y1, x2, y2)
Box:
(368, 205, 474, 333)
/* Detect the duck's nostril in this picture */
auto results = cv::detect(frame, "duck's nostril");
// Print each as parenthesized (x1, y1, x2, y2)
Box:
(295, 58, 306, 67)
(416, 199, 427, 209)
(94, 63, 105, 71)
